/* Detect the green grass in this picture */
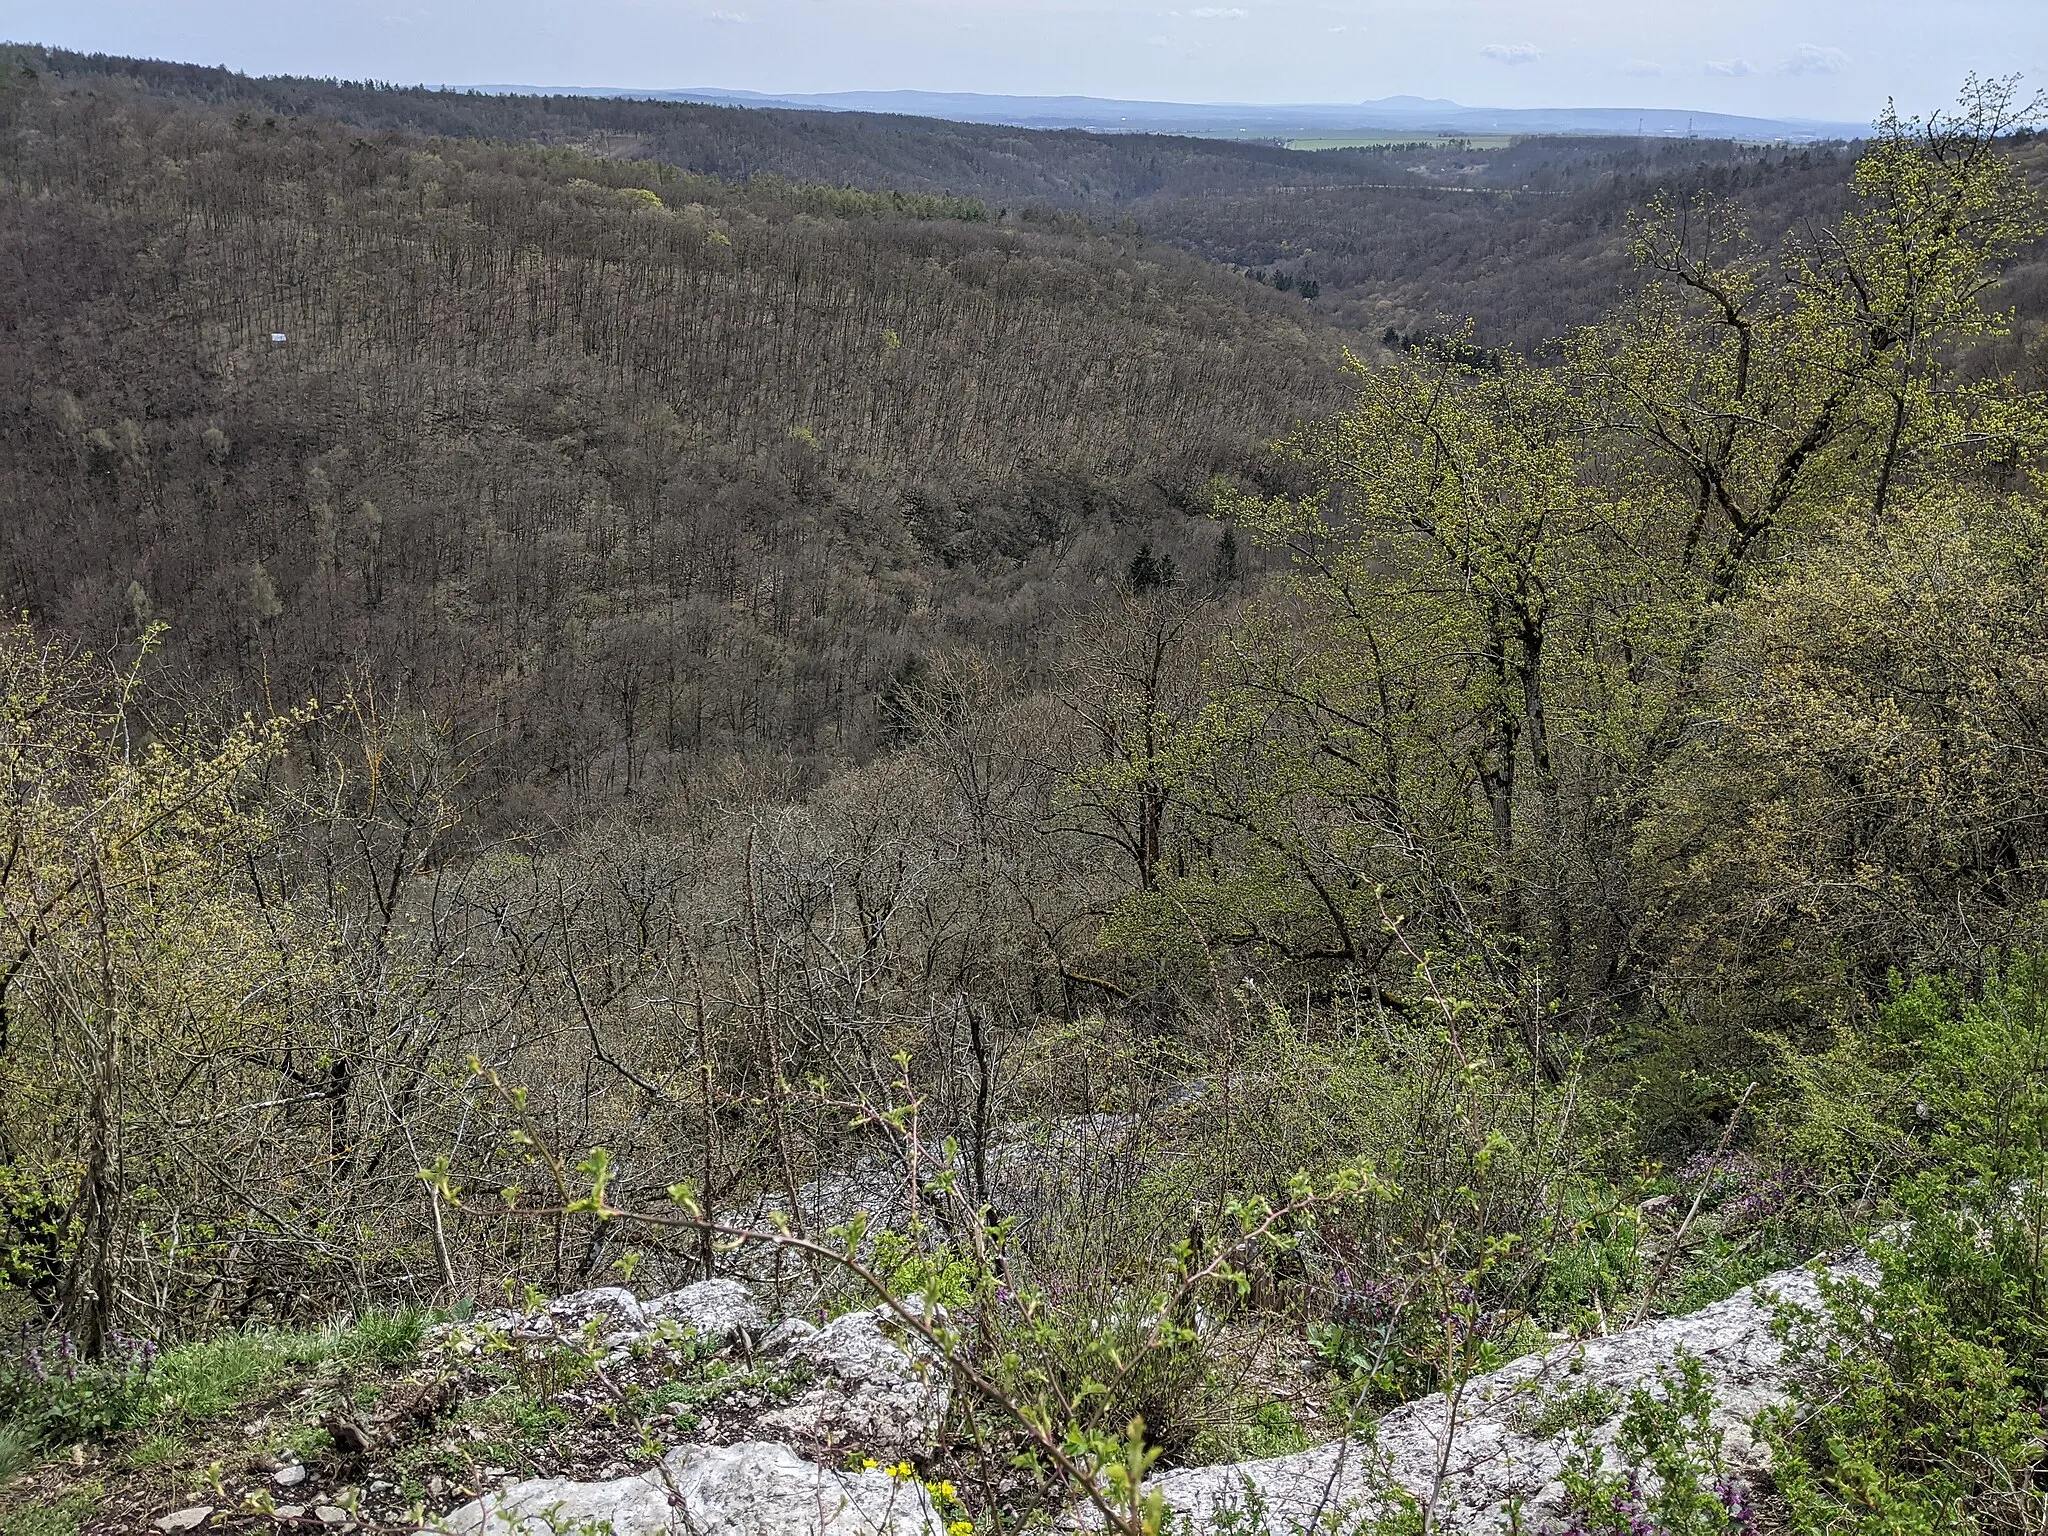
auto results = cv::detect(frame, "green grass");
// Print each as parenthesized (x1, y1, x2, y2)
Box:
(121, 1432, 187, 1470)
(344, 1308, 432, 1369)
(0, 1424, 31, 1483)
(623, 1355, 805, 1434)
(1236, 1401, 1313, 1459)
(0, 1480, 99, 1536)
(145, 1329, 338, 1426)
(1, 1309, 432, 1453)
(385, 1387, 567, 1497)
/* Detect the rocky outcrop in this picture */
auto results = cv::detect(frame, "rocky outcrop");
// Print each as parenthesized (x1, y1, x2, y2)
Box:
(642, 1278, 769, 1341)
(440, 1470, 675, 1536)
(433, 1255, 1867, 1536)
(430, 1282, 951, 1536)
(1077, 1257, 1870, 1535)
(439, 1441, 945, 1536)
(665, 1443, 945, 1536)
(535, 1286, 648, 1335)
(446, 1285, 651, 1350)
(756, 1305, 951, 1459)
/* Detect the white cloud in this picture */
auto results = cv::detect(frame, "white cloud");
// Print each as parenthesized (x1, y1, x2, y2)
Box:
(705, 8, 748, 21)
(1781, 42, 1849, 75)
(1481, 42, 1542, 66)
(1188, 7, 1247, 17)
(1621, 59, 1664, 77)
(1704, 58, 1754, 77)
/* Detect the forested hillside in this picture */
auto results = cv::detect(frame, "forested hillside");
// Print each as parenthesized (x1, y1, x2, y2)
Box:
(1139, 143, 1867, 354)
(5, 48, 2048, 1536)
(0, 46, 1450, 202)
(0, 44, 1901, 353)
(0, 68, 1342, 811)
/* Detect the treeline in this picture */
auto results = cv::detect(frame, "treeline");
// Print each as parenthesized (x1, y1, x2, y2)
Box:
(0, 44, 1429, 203)
(1141, 143, 1878, 355)
(0, 43, 1909, 355)
(0, 73, 1341, 815)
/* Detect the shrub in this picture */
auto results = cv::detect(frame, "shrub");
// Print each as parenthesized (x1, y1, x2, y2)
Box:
(1761, 958, 2048, 1532)
(995, 1289, 1229, 1466)
(1557, 1352, 1756, 1536)
(0, 1329, 157, 1445)
(0, 1322, 355, 1449)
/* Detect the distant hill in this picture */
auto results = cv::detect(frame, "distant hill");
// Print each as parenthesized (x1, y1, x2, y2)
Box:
(0, 45, 1507, 198)
(472, 85, 1865, 144)
(0, 42, 1897, 355)
(0, 61, 1345, 812)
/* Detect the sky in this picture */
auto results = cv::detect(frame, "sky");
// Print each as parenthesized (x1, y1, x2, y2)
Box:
(4, 0, 2043, 123)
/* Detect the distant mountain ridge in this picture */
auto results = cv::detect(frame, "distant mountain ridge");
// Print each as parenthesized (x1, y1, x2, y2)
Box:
(469, 84, 1864, 142)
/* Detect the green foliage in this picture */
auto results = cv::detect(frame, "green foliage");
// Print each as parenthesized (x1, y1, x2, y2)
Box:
(0, 1333, 159, 1446)
(1641, 488, 2048, 1004)
(1132, 80, 2048, 1064)
(746, 174, 992, 223)
(867, 1229, 983, 1313)
(1222, 1401, 1312, 1461)
(1558, 1353, 1751, 1535)
(1531, 1186, 1646, 1333)
(0, 623, 303, 1350)
(1129, 994, 1621, 1306)
(1511, 1377, 1622, 1441)
(618, 1337, 803, 1435)
(1759, 956, 2048, 1533)
(0, 1313, 411, 1452)
(0, 1423, 32, 1483)
(145, 1330, 335, 1427)
(344, 1308, 431, 1368)
(999, 1290, 1228, 1465)
(1767, 1260, 2041, 1534)
(0, 1481, 99, 1536)
(383, 1383, 571, 1494)
(0, 1167, 63, 1304)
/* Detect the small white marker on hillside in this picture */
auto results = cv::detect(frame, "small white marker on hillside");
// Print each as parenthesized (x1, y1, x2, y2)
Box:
(271, 333, 287, 343)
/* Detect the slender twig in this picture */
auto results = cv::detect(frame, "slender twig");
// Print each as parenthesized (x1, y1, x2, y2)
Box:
(1629, 1082, 1758, 1325)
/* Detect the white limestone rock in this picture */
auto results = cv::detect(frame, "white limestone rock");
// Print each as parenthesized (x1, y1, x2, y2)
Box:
(1073, 1257, 1873, 1535)
(758, 1306, 950, 1457)
(441, 1285, 654, 1352)
(760, 1317, 820, 1353)
(435, 1442, 944, 1536)
(642, 1278, 768, 1340)
(437, 1473, 676, 1536)
(538, 1285, 649, 1335)
(663, 1441, 946, 1535)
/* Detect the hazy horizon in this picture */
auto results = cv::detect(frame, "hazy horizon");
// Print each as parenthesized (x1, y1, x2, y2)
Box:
(6, 1, 2041, 126)
(467, 83, 1868, 124)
